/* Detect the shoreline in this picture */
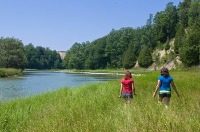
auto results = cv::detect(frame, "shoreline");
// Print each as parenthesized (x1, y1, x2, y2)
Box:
(60, 71, 142, 76)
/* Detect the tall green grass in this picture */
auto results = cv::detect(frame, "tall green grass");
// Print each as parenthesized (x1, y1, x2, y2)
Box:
(0, 68, 22, 77)
(0, 68, 199, 131)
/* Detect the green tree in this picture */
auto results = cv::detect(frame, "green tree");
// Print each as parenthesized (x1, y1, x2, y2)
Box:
(0, 38, 7, 67)
(51, 50, 62, 69)
(180, 29, 200, 66)
(145, 14, 157, 49)
(153, 11, 168, 43)
(132, 27, 143, 56)
(178, 0, 191, 28)
(179, 1, 200, 66)
(68, 43, 86, 69)
(174, 23, 185, 54)
(105, 28, 134, 68)
(63, 51, 70, 69)
(105, 29, 122, 68)
(0, 37, 27, 69)
(153, 2, 178, 42)
(86, 37, 107, 69)
(165, 2, 179, 39)
(25, 44, 62, 69)
(188, 1, 200, 28)
(123, 45, 137, 69)
(138, 46, 153, 68)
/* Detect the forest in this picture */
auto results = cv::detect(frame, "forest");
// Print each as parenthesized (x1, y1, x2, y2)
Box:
(0, 39, 62, 69)
(63, 0, 200, 70)
(0, 0, 199, 70)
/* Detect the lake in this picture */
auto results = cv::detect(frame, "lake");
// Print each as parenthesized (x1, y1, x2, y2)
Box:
(0, 71, 121, 101)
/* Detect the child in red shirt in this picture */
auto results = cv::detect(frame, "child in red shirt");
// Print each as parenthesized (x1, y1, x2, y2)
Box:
(119, 71, 135, 104)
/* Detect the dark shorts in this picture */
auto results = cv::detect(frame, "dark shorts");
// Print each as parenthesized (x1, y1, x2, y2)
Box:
(159, 93, 171, 98)
(122, 93, 133, 100)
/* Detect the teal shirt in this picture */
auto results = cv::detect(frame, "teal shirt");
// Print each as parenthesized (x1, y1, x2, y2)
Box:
(158, 75, 173, 93)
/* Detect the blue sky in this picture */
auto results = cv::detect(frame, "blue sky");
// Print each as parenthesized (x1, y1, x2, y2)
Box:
(0, 0, 183, 51)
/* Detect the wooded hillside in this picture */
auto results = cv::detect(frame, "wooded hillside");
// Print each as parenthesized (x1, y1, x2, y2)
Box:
(63, 0, 200, 70)
(0, 0, 199, 70)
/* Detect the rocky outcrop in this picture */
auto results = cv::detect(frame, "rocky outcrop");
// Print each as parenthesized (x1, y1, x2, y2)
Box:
(148, 39, 182, 70)
(57, 51, 66, 60)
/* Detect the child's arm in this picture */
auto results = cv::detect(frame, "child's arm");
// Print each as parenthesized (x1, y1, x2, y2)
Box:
(132, 83, 136, 95)
(153, 80, 161, 97)
(119, 83, 123, 97)
(171, 80, 180, 97)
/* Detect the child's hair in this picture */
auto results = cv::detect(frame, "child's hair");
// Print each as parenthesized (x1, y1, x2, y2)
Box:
(124, 71, 132, 79)
(160, 67, 169, 76)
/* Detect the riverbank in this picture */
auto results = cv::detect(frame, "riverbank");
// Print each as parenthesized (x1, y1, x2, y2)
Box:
(63, 71, 142, 76)
(0, 68, 22, 78)
(0, 68, 199, 131)
(60, 69, 146, 76)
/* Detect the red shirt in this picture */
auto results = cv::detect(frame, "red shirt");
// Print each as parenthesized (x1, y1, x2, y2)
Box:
(121, 78, 134, 93)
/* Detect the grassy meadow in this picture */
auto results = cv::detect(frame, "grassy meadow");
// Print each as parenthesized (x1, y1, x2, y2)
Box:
(0, 68, 199, 131)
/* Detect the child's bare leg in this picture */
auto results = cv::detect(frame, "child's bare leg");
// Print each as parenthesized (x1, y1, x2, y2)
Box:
(164, 97, 170, 107)
(127, 96, 131, 104)
(158, 97, 163, 104)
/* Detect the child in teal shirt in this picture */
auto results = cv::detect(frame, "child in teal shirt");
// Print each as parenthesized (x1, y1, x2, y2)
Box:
(153, 67, 179, 107)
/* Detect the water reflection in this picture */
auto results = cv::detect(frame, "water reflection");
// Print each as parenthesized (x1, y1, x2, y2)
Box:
(0, 71, 120, 101)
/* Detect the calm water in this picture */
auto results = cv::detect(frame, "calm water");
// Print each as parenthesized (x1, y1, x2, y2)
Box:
(0, 71, 120, 101)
